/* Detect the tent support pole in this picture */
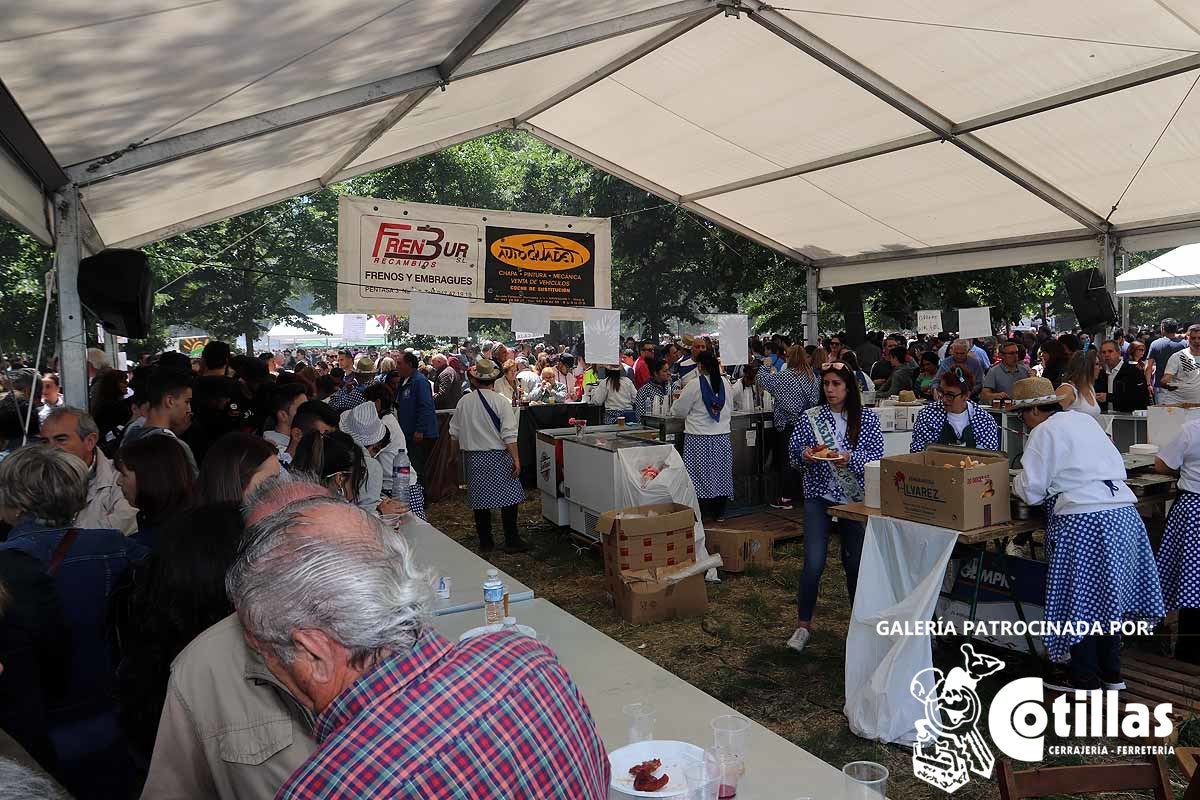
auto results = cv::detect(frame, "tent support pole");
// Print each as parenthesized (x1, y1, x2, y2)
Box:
(1099, 233, 1116, 339)
(806, 266, 819, 345)
(1119, 250, 1131, 332)
(54, 185, 88, 408)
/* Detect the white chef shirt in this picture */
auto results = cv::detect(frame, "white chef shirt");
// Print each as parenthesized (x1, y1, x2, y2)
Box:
(516, 369, 540, 393)
(671, 374, 733, 435)
(590, 376, 637, 412)
(730, 381, 773, 413)
(448, 389, 519, 450)
(1164, 348, 1200, 403)
(1158, 418, 1200, 495)
(1013, 410, 1135, 515)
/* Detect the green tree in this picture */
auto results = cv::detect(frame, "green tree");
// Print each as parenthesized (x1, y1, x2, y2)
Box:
(0, 220, 54, 357)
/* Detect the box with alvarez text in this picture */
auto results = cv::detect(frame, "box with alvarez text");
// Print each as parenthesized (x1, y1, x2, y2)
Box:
(880, 449, 1010, 531)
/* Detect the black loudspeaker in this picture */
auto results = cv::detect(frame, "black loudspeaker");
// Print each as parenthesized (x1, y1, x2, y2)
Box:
(1064, 268, 1117, 331)
(77, 249, 153, 338)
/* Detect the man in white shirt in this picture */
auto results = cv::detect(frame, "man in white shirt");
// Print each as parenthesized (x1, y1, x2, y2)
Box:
(1161, 324, 1200, 405)
(262, 383, 308, 455)
(730, 361, 773, 413)
(515, 358, 540, 395)
(40, 407, 137, 533)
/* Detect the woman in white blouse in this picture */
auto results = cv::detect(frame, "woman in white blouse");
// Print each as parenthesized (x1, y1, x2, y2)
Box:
(590, 366, 638, 424)
(1010, 376, 1163, 692)
(671, 351, 734, 522)
(1056, 350, 1101, 419)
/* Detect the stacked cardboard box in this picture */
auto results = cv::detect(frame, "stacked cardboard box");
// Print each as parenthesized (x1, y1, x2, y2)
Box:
(880, 450, 1010, 531)
(596, 503, 707, 624)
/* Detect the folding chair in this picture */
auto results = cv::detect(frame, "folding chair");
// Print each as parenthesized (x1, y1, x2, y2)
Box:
(997, 757, 1171, 800)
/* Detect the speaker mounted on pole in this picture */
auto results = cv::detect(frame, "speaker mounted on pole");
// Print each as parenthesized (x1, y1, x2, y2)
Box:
(1064, 267, 1117, 333)
(77, 249, 153, 339)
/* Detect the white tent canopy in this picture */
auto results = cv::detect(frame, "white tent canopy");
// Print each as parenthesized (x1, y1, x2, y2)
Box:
(1115, 242, 1200, 297)
(8, 1, 1200, 401)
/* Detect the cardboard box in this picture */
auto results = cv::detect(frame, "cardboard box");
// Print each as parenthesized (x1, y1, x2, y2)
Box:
(597, 503, 696, 594)
(880, 450, 1010, 531)
(875, 405, 897, 432)
(612, 567, 708, 624)
(707, 528, 774, 572)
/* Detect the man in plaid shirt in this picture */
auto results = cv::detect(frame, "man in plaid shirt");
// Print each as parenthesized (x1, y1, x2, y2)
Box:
(227, 496, 610, 799)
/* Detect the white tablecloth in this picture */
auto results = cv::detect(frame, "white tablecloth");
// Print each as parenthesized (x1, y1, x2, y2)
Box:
(403, 518, 535, 615)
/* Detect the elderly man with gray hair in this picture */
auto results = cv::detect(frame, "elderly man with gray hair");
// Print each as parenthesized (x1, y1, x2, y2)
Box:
(934, 338, 987, 399)
(40, 407, 137, 534)
(228, 493, 610, 799)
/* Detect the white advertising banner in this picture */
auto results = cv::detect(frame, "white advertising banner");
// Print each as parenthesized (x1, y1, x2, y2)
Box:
(583, 309, 620, 365)
(511, 302, 552, 340)
(957, 307, 993, 339)
(717, 315, 749, 365)
(916, 310, 942, 336)
(337, 196, 611, 321)
(342, 313, 366, 342)
(409, 295, 468, 337)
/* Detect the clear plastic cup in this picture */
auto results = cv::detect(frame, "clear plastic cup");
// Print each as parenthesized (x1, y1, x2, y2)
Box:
(711, 714, 751, 756)
(707, 749, 744, 799)
(379, 513, 403, 530)
(621, 702, 656, 744)
(843, 761, 888, 799)
(682, 755, 721, 800)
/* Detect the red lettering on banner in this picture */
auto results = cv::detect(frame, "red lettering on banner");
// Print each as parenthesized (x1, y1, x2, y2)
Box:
(372, 222, 413, 258)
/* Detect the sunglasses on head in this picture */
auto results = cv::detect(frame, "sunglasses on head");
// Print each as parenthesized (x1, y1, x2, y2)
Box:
(821, 361, 847, 371)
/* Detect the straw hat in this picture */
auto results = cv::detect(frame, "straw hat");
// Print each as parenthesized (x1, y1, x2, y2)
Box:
(353, 354, 375, 374)
(470, 358, 501, 383)
(1009, 376, 1058, 409)
(681, 334, 696, 348)
(897, 390, 917, 403)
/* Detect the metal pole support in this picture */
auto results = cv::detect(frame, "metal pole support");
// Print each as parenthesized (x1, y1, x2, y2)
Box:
(54, 185, 88, 408)
(1099, 233, 1116, 340)
(806, 265, 819, 345)
(1119, 251, 1131, 332)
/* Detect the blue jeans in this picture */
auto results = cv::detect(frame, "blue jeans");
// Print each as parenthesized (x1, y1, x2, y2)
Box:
(1069, 635, 1121, 684)
(799, 498, 866, 623)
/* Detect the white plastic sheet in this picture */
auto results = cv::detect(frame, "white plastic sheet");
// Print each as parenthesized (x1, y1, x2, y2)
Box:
(614, 445, 715, 576)
(511, 302, 552, 340)
(409, 295, 468, 337)
(342, 313, 366, 341)
(717, 315, 749, 365)
(957, 307, 993, 339)
(583, 309, 620, 365)
(844, 516, 958, 745)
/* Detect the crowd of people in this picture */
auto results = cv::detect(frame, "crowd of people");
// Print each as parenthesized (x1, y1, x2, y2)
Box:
(0, 315, 1198, 796)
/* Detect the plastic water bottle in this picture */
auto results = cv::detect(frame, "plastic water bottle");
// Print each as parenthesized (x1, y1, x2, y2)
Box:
(391, 449, 411, 495)
(502, 616, 518, 632)
(483, 569, 505, 625)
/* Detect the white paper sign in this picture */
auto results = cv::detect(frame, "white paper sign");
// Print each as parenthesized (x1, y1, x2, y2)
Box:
(583, 309, 620, 365)
(511, 303, 552, 341)
(342, 314, 366, 342)
(96, 324, 105, 344)
(957, 307, 993, 339)
(916, 310, 942, 336)
(409, 296, 469, 337)
(717, 314, 749, 365)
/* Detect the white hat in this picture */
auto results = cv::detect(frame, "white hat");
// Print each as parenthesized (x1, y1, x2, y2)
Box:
(339, 402, 386, 447)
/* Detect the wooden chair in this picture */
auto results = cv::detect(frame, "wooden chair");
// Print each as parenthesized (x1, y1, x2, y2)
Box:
(997, 757, 1171, 800)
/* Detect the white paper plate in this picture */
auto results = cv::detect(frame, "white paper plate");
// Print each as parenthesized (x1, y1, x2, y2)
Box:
(811, 454, 843, 461)
(457, 623, 538, 642)
(609, 740, 704, 797)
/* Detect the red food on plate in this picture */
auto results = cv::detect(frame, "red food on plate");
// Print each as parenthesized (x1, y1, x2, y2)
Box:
(811, 444, 829, 454)
(633, 771, 670, 792)
(629, 759, 661, 776)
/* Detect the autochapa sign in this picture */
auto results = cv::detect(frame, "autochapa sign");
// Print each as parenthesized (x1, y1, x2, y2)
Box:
(337, 196, 611, 320)
(484, 226, 595, 307)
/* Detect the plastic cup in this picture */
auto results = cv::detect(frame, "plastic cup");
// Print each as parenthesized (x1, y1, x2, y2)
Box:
(379, 513, 403, 530)
(842, 761, 888, 799)
(682, 756, 721, 800)
(621, 702, 656, 744)
(711, 714, 751, 756)
(706, 750, 744, 799)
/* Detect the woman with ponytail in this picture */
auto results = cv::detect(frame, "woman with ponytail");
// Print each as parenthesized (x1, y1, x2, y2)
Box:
(671, 350, 734, 521)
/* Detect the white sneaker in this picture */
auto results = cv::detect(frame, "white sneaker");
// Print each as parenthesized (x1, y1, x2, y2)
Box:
(786, 628, 811, 653)
(1005, 540, 1030, 559)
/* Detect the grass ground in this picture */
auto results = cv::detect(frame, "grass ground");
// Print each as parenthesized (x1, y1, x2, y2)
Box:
(426, 491, 1196, 799)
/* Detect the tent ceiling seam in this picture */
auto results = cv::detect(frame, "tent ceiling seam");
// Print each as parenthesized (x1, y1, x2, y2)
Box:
(0, 0, 224, 45)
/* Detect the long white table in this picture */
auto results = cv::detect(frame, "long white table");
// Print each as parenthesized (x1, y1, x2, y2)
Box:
(403, 518, 535, 616)
(433, 599, 851, 799)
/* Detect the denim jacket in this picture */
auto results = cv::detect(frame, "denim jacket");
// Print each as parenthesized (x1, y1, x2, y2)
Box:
(0, 519, 147, 721)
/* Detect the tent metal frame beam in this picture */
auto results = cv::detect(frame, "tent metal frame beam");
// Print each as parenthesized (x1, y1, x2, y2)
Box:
(683, 51, 1200, 203)
(815, 227, 1100, 269)
(65, 0, 717, 187)
(743, 2, 1109, 233)
(518, 122, 813, 265)
(318, 0, 530, 186)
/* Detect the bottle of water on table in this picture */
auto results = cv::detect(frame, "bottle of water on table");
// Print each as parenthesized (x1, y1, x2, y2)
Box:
(483, 569, 505, 625)
(392, 449, 411, 502)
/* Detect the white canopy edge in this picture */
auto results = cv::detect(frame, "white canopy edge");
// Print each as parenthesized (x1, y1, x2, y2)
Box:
(1115, 241, 1200, 297)
(0, 145, 51, 244)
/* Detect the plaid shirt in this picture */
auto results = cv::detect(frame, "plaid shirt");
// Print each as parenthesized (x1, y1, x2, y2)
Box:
(278, 629, 610, 800)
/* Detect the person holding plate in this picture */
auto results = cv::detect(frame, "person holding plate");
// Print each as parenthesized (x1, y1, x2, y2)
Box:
(787, 362, 884, 653)
(909, 367, 1000, 453)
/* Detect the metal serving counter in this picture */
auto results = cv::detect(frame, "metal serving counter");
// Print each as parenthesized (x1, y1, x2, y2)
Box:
(982, 407, 1148, 466)
(560, 429, 674, 542)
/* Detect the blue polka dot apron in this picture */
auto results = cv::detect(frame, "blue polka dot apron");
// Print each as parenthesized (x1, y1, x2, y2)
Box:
(1157, 490, 1200, 612)
(1041, 488, 1165, 662)
(683, 433, 734, 499)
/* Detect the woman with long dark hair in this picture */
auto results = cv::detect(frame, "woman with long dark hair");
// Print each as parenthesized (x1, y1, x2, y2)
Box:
(196, 432, 281, 506)
(1038, 339, 1070, 387)
(787, 362, 884, 653)
(672, 350, 734, 522)
(90, 368, 131, 444)
(635, 356, 671, 418)
(292, 429, 367, 503)
(115, 436, 196, 549)
(590, 364, 638, 424)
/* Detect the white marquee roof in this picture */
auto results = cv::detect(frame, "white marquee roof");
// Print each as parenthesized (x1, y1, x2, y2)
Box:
(6, 0, 1200, 287)
(1115, 242, 1200, 297)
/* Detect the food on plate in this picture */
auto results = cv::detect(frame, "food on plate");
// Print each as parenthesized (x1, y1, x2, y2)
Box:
(811, 444, 830, 455)
(629, 759, 669, 792)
